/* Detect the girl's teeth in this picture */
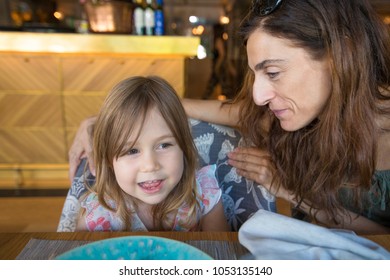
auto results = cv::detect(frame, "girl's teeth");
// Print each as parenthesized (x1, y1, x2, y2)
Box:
(140, 180, 161, 188)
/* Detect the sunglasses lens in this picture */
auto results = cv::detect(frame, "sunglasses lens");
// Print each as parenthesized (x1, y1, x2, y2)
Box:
(255, 0, 282, 16)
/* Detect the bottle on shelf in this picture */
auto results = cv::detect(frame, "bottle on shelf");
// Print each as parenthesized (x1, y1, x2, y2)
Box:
(144, 0, 155, 36)
(133, 0, 145, 35)
(154, 0, 165, 36)
(77, 11, 89, 34)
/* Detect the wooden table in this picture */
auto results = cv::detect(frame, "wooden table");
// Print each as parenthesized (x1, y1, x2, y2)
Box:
(0, 231, 238, 260)
(1, 231, 389, 260)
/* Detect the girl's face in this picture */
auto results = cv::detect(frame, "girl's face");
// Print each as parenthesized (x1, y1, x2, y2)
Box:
(113, 107, 184, 206)
(247, 30, 332, 131)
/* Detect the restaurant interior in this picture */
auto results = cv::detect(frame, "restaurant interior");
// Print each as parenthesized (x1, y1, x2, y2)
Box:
(0, 0, 389, 250)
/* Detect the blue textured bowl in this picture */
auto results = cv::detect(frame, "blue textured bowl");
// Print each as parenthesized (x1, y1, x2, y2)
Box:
(56, 236, 213, 260)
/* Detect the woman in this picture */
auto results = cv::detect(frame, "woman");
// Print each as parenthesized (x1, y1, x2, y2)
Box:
(69, 0, 390, 234)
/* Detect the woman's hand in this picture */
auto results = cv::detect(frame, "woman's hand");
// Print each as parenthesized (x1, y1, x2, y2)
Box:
(68, 116, 96, 182)
(228, 147, 274, 187)
(227, 147, 290, 200)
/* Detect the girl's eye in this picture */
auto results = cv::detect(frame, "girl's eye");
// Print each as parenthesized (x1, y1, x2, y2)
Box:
(127, 148, 139, 155)
(158, 143, 173, 149)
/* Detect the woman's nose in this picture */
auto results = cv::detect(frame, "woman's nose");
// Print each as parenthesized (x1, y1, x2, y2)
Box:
(252, 80, 275, 106)
(140, 152, 160, 172)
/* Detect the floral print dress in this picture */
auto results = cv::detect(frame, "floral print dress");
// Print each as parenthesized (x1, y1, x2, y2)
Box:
(80, 165, 222, 231)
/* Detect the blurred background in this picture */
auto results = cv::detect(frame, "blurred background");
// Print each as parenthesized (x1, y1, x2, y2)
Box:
(0, 0, 389, 232)
(0, 0, 253, 100)
(1, 0, 388, 100)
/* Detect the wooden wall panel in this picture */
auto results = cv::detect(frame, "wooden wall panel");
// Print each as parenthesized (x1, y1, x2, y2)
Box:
(0, 129, 66, 163)
(0, 31, 198, 188)
(0, 53, 187, 186)
(61, 56, 186, 153)
(0, 55, 60, 92)
(64, 95, 106, 127)
(0, 54, 64, 165)
(0, 94, 63, 127)
(62, 56, 184, 96)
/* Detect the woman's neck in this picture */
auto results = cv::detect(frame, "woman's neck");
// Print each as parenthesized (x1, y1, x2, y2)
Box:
(375, 96, 390, 170)
(376, 130, 390, 170)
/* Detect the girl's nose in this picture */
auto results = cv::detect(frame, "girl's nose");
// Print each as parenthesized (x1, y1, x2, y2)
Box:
(140, 152, 160, 172)
(252, 80, 275, 106)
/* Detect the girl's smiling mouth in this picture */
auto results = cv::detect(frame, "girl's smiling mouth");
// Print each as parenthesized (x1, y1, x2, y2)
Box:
(138, 180, 164, 194)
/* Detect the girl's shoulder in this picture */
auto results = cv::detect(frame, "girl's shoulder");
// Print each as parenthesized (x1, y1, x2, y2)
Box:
(80, 192, 122, 231)
(195, 164, 220, 191)
(195, 164, 222, 215)
(172, 165, 222, 231)
(81, 192, 99, 208)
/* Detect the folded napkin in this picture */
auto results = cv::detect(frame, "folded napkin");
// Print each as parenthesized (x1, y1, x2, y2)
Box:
(238, 209, 390, 260)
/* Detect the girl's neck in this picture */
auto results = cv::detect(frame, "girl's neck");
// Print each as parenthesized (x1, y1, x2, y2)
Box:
(135, 202, 155, 230)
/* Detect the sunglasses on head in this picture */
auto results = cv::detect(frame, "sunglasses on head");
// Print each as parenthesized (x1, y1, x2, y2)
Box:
(252, 0, 283, 16)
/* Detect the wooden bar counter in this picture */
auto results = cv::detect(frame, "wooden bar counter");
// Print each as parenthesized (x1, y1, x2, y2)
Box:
(0, 32, 199, 188)
(0, 231, 238, 259)
(0, 231, 389, 260)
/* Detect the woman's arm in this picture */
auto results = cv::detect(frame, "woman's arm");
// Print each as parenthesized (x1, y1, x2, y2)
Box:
(228, 146, 390, 235)
(68, 116, 96, 181)
(200, 199, 230, 231)
(181, 99, 240, 127)
(293, 199, 390, 235)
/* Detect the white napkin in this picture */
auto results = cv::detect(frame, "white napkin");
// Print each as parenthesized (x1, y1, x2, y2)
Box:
(238, 209, 390, 260)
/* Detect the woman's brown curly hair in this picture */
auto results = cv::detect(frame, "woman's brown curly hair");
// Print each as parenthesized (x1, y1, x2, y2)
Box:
(235, 0, 390, 225)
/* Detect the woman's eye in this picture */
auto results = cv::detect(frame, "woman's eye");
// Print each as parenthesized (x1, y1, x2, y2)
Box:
(267, 72, 279, 79)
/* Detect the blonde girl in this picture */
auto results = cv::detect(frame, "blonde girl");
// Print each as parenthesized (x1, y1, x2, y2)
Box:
(76, 76, 228, 231)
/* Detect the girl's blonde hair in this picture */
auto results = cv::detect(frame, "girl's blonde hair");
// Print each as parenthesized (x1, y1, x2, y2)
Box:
(90, 76, 199, 230)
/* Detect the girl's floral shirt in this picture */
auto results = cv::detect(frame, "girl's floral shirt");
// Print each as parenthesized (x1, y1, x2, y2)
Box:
(80, 164, 222, 231)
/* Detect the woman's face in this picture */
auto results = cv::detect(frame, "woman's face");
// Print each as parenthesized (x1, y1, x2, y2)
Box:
(247, 29, 332, 131)
(113, 107, 184, 206)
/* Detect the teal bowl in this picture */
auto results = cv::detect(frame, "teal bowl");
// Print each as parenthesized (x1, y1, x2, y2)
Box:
(56, 236, 213, 260)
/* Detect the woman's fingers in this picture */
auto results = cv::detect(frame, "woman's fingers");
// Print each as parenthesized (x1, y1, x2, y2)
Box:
(230, 146, 267, 157)
(68, 117, 96, 181)
(228, 147, 273, 188)
(228, 147, 271, 171)
(228, 147, 293, 200)
(68, 148, 83, 182)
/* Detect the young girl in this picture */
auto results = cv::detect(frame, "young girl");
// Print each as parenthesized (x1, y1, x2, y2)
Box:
(76, 76, 229, 232)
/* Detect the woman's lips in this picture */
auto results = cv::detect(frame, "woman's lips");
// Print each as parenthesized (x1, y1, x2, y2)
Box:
(271, 109, 287, 118)
(138, 180, 163, 194)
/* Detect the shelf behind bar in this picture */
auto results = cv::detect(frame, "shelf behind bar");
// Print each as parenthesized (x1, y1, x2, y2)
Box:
(0, 32, 200, 56)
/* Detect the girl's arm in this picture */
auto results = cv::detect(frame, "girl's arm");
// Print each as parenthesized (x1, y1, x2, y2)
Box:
(75, 212, 88, 231)
(200, 199, 230, 231)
